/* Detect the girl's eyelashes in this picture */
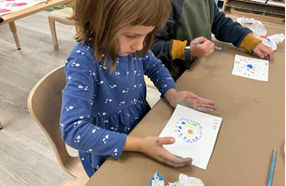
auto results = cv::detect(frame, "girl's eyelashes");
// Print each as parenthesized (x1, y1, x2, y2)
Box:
(126, 35, 136, 39)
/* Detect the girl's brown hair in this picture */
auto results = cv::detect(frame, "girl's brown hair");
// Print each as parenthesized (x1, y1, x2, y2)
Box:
(71, 0, 171, 72)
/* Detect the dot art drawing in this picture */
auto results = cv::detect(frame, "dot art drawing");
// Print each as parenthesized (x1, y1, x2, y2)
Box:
(232, 54, 269, 81)
(174, 117, 203, 143)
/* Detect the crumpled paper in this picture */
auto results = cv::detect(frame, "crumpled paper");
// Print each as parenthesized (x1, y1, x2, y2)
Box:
(150, 171, 164, 186)
(258, 34, 285, 51)
(150, 171, 204, 186)
(237, 17, 267, 37)
(237, 17, 285, 51)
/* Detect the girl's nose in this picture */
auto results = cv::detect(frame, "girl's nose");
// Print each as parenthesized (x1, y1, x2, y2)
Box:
(132, 40, 143, 51)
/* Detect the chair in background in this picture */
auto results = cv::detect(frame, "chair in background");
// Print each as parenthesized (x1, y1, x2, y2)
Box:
(27, 66, 88, 186)
(48, 7, 75, 50)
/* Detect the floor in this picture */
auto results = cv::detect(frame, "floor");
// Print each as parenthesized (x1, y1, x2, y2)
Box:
(0, 10, 160, 186)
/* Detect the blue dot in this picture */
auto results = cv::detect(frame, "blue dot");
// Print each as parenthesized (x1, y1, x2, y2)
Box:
(247, 64, 253, 69)
(181, 122, 185, 125)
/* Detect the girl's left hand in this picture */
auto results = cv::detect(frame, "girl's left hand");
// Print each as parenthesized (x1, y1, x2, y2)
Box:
(140, 136, 193, 167)
(165, 89, 217, 112)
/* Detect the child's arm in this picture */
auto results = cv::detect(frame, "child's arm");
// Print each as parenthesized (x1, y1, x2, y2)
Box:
(143, 50, 217, 112)
(124, 136, 193, 167)
(212, 4, 273, 60)
(212, 4, 251, 48)
(143, 51, 177, 97)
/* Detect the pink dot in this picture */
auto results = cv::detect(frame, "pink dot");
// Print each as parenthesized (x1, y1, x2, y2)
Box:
(0, 9, 11, 13)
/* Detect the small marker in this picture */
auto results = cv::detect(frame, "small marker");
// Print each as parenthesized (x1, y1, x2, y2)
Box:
(192, 41, 227, 50)
(267, 149, 277, 186)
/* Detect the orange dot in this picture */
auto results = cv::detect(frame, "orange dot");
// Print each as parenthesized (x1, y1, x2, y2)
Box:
(188, 130, 193, 134)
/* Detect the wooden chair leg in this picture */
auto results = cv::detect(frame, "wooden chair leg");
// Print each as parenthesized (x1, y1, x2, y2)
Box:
(8, 21, 21, 50)
(48, 17, 59, 50)
(0, 121, 3, 130)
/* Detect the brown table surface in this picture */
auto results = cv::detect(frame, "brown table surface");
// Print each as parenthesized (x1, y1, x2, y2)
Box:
(86, 23, 285, 186)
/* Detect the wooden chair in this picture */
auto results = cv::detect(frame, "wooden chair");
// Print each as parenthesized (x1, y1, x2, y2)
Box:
(27, 65, 88, 186)
(48, 7, 75, 50)
(144, 75, 156, 88)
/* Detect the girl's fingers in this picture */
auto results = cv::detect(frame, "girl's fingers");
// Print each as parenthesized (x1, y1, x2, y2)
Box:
(196, 103, 218, 109)
(184, 97, 216, 106)
(196, 97, 216, 105)
(158, 153, 193, 167)
(157, 137, 175, 145)
(195, 107, 215, 113)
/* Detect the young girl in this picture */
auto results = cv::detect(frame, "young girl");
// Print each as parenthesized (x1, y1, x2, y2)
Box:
(60, 0, 217, 177)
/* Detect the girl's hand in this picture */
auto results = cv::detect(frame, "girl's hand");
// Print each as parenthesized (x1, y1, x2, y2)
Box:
(190, 37, 215, 57)
(165, 89, 217, 113)
(140, 136, 193, 167)
(252, 42, 273, 61)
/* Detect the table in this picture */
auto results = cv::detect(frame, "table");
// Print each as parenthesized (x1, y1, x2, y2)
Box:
(0, 0, 73, 50)
(86, 23, 285, 185)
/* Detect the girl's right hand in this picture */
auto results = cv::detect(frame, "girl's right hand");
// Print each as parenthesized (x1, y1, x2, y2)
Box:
(139, 136, 193, 167)
(190, 36, 214, 57)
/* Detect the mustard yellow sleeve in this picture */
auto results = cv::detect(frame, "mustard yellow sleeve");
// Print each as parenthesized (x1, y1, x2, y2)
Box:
(239, 33, 261, 53)
(171, 40, 187, 60)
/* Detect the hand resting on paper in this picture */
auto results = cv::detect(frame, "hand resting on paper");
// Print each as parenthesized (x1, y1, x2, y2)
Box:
(124, 136, 192, 167)
(140, 136, 193, 167)
(252, 42, 273, 61)
(164, 89, 217, 113)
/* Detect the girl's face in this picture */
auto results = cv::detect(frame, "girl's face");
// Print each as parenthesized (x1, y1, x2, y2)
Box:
(117, 25, 155, 56)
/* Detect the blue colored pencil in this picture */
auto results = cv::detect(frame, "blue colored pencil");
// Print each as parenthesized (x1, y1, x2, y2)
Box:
(268, 149, 277, 186)
(192, 41, 223, 50)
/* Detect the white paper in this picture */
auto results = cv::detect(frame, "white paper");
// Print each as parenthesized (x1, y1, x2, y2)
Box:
(159, 104, 222, 170)
(0, 0, 45, 16)
(232, 54, 269, 81)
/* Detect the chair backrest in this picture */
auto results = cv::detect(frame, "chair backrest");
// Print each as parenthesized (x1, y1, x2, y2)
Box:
(27, 65, 88, 184)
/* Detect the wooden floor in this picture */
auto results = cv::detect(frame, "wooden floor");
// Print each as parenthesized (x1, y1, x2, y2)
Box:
(0, 11, 77, 186)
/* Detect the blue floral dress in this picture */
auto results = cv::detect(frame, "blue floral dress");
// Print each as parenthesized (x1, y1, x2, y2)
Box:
(60, 41, 176, 177)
